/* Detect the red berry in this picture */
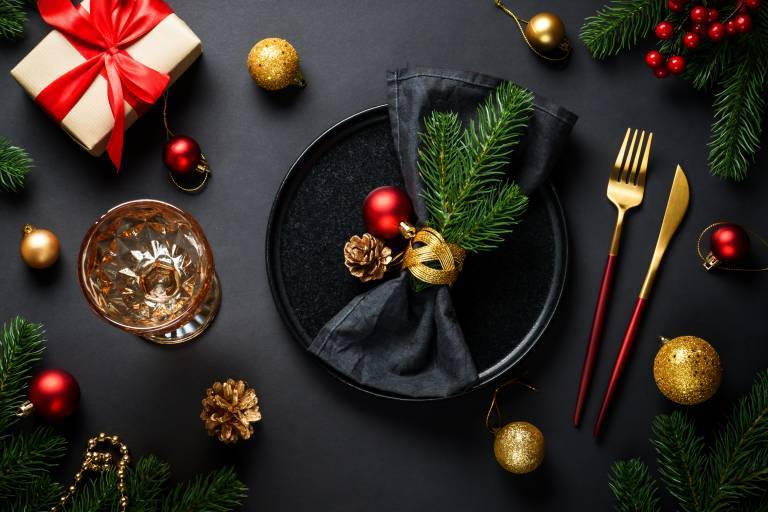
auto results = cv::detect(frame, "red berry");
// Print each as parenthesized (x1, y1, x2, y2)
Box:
(645, 50, 664, 68)
(654, 67, 670, 79)
(690, 5, 709, 23)
(667, 55, 686, 74)
(655, 21, 675, 39)
(725, 20, 737, 36)
(691, 22, 708, 35)
(668, 0, 685, 12)
(707, 22, 725, 42)
(682, 32, 700, 48)
(744, 0, 761, 9)
(708, 8, 720, 23)
(734, 14, 753, 33)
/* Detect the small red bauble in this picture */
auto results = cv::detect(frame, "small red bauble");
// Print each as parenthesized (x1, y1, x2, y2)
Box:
(362, 186, 414, 239)
(668, 0, 685, 12)
(683, 32, 701, 48)
(725, 20, 738, 36)
(710, 224, 750, 263)
(708, 8, 720, 22)
(707, 22, 725, 42)
(667, 55, 686, 74)
(654, 67, 670, 78)
(734, 14, 753, 33)
(645, 50, 664, 68)
(691, 22, 708, 36)
(655, 21, 675, 39)
(690, 5, 709, 23)
(163, 135, 202, 175)
(28, 369, 80, 421)
(744, 0, 761, 9)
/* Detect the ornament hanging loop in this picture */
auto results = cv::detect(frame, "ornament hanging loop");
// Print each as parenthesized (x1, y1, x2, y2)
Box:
(485, 378, 538, 434)
(696, 221, 768, 272)
(494, 0, 571, 62)
(162, 91, 211, 194)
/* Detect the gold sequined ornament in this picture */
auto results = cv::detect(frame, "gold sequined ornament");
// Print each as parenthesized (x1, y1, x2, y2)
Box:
(19, 224, 60, 269)
(201, 379, 262, 444)
(494, 0, 571, 61)
(247, 38, 306, 91)
(653, 336, 722, 405)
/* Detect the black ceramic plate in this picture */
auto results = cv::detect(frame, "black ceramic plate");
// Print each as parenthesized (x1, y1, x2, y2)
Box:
(266, 105, 568, 400)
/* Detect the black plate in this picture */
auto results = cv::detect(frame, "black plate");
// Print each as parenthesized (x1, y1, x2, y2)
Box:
(266, 105, 568, 400)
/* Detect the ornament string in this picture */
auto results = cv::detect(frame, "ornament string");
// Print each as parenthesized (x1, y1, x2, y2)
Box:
(493, 0, 571, 61)
(162, 91, 211, 193)
(696, 222, 768, 272)
(485, 379, 538, 435)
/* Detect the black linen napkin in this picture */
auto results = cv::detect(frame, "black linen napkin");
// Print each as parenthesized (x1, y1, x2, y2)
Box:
(308, 68, 577, 399)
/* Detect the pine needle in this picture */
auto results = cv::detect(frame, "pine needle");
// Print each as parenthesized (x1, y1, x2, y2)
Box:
(0, 137, 33, 193)
(580, 0, 664, 60)
(0, 426, 67, 501)
(0, 316, 45, 433)
(0, 0, 26, 40)
(609, 458, 661, 512)
(161, 467, 248, 512)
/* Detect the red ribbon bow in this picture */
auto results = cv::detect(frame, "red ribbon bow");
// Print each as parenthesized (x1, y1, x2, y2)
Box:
(36, 0, 174, 169)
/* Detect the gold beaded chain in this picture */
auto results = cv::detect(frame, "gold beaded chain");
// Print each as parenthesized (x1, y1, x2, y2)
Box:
(52, 433, 130, 512)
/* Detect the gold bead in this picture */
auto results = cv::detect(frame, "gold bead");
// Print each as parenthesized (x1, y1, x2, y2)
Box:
(493, 421, 545, 474)
(247, 38, 305, 91)
(524, 12, 567, 53)
(653, 335, 721, 405)
(110, 435, 119, 444)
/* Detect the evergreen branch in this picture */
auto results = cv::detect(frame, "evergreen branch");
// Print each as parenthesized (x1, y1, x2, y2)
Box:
(580, 0, 664, 59)
(0, 0, 26, 40)
(3, 473, 63, 511)
(0, 316, 46, 433)
(62, 469, 117, 512)
(609, 458, 661, 512)
(418, 112, 462, 232)
(126, 455, 172, 512)
(707, 42, 768, 181)
(658, 9, 687, 56)
(651, 412, 707, 512)
(0, 426, 67, 501)
(160, 467, 248, 512)
(683, 40, 735, 91)
(0, 137, 33, 193)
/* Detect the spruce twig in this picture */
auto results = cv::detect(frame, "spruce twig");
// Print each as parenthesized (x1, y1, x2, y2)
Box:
(160, 467, 248, 512)
(0, 137, 33, 193)
(0, 0, 26, 40)
(0, 316, 45, 434)
(609, 459, 661, 512)
(0, 426, 67, 501)
(580, 0, 664, 59)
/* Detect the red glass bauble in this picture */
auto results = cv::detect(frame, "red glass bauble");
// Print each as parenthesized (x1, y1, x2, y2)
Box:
(163, 135, 202, 175)
(734, 14, 753, 33)
(654, 67, 670, 78)
(655, 21, 675, 39)
(28, 369, 80, 421)
(710, 224, 750, 263)
(690, 5, 709, 23)
(683, 32, 701, 48)
(362, 186, 414, 239)
(707, 22, 725, 41)
(667, 55, 686, 74)
(645, 50, 664, 68)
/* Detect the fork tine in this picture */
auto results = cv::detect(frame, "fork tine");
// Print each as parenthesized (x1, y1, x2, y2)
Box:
(628, 131, 646, 184)
(611, 128, 632, 182)
(636, 132, 653, 188)
(620, 129, 638, 182)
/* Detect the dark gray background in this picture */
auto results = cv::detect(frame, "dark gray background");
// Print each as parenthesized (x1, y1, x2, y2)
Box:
(1, 1, 766, 510)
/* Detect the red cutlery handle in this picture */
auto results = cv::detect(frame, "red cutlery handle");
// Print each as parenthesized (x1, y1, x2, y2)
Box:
(573, 254, 618, 427)
(593, 297, 648, 437)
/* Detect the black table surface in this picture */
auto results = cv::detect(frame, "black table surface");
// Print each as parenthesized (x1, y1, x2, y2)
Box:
(1, 1, 767, 510)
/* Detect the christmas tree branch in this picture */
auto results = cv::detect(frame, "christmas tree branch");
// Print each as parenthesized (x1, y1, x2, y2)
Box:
(609, 458, 661, 512)
(0, 426, 67, 501)
(0, 0, 26, 40)
(0, 137, 33, 193)
(0, 316, 45, 433)
(160, 467, 248, 512)
(580, 0, 664, 59)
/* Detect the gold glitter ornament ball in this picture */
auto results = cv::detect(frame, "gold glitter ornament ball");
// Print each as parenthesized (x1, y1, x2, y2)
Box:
(653, 336, 722, 405)
(524, 12, 567, 53)
(247, 38, 305, 91)
(493, 421, 545, 474)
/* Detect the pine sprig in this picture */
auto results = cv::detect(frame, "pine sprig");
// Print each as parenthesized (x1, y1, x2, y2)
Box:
(160, 467, 248, 512)
(4, 473, 63, 511)
(0, 316, 46, 433)
(417, 81, 532, 253)
(0, 426, 67, 501)
(609, 458, 661, 512)
(580, 0, 664, 59)
(0, 137, 33, 193)
(0, 0, 26, 40)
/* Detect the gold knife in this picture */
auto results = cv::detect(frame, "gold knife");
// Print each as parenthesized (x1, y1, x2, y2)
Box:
(593, 165, 690, 437)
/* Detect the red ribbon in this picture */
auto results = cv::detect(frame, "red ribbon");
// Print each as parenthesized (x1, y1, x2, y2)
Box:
(36, 0, 173, 169)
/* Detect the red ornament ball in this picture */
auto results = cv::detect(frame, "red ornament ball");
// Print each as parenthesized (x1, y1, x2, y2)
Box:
(725, 20, 738, 36)
(683, 32, 701, 48)
(690, 5, 709, 23)
(28, 369, 80, 421)
(645, 50, 664, 68)
(744, 0, 761, 9)
(710, 223, 750, 263)
(668, 0, 685, 12)
(362, 186, 414, 239)
(163, 135, 202, 175)
(707, 22, 725, 42)
(655, 21, 675, 39)
(708, 8, 720, 22)
(667, 55, 686, 74)
(734, 14, 753, 33)
(654, 67, 670, 79)
(691, 22, 708, 36)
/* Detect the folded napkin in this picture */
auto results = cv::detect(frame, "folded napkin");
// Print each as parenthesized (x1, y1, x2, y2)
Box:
(308, 68, 577, 398)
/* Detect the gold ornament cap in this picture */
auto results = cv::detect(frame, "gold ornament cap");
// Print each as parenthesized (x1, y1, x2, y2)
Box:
(493, 421, 545, 474)
(247, 37, 306, 91)
(20, 224, 60, 269)
(653, 335, 722, 405)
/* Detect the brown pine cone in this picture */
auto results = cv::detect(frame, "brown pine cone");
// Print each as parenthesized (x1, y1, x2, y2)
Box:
(200, 379, 262, 444)
(344, 233, 392, 282)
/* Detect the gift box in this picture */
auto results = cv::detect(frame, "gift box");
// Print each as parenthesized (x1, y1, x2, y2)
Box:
(11, 0, 202, 168)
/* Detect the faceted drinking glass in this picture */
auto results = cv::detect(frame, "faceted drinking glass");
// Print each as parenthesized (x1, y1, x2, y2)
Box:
(78, 199, 221, 344)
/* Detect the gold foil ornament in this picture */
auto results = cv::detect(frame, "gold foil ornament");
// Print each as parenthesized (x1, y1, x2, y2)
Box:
(494, 0, 571, 61)
(20, 224, 60, 269)
(653, 336, 722, 405)
(247, 38, 306, 91)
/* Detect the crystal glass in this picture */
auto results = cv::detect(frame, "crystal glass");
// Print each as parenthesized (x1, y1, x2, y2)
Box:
(78, 199, 220, 344)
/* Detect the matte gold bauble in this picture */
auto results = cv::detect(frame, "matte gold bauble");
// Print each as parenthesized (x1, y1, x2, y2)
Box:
(524, 12, 566, 53)
(247, 37, 305, 91)
(653, 336, 722, 405)
(19, 224, 60, 269)
(493, 421, 545, 474)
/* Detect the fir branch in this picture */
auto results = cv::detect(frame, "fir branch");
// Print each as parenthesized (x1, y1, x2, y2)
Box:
(161, 467, 248, 512)
(683, 40, 735, 91)
(651, 412, 707, 512)
(126, 455, 172, 512)
(707, 41, 768, 181)
(580, 0, 664, 59)
(3, 473, 63, 511)
(609, 458, 661, 512)
(419, 112, 462, 232)
(0, 316, 46, 433)
(0, 426, 67, 501)
(0, 0, 26, 40)
(0, 137, 33, 193)
(62, 469, 117, 512)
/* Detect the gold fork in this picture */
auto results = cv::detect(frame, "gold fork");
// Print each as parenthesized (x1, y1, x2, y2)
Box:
(573, 128, 653, 427)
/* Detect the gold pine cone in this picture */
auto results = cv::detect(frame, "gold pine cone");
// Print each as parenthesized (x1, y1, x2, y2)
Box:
(344, 233, 392, 282)
(200, 379, 262, 444)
